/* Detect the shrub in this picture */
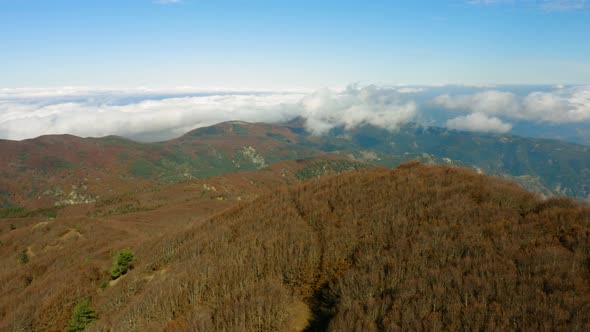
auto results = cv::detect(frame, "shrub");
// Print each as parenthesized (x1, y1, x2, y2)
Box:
(67, 300, 97, 332)
(99, 281, 109, 289)
(19, 250, 29, 264)
(0, 208, 27, 218)
(110, 249, 135, 279)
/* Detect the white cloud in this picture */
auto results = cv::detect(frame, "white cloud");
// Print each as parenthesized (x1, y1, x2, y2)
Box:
(522, 87, 590, 122)
(446, 113, 512, 133)
(434, 85, 590, 124)
(434, 90, 519, 115)
(0, 91, 303, 141)
(5, 84, 586, 141)
(299, 85, 417, 135)
(396, 87, 425, 94)
(0, 85, 417, 141)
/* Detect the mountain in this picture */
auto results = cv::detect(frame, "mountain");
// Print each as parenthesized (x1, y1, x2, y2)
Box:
(1, 121, 589, 217)
(314, 123, 590, 198)
(1, 163, 588, 331)
(0, 122, 321, 213)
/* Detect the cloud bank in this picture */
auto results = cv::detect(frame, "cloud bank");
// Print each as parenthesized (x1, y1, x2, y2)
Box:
(434, 86, 590, 132)
(0, 86, 417, 141)
(446, 113, 512, 133)
(0, 89, 302, 141)
(434, 90, 519, 116)
(1, 84, 589, 141)
(299, 86, 417, 135)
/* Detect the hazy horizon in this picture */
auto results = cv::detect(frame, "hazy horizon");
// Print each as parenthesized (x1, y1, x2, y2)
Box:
(1, 1, 589, 142)
(0, 84, 588, 145)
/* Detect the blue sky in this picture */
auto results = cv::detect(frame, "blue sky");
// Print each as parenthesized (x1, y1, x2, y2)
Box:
(1, 0, 589, 88)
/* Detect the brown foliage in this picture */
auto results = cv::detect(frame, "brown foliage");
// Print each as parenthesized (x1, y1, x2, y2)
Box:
(1, 162, 589, 331)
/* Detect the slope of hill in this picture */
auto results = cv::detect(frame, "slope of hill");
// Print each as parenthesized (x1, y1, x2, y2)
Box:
(0, 122, 324, 211)
(318, 124, 590, 198)
(1, 120, 589, 215)
(1, 163, 588, 331)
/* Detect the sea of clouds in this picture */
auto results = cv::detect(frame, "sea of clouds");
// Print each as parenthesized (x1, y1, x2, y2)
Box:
(435, 87, 590, 130)
(0, 84, 589, 143)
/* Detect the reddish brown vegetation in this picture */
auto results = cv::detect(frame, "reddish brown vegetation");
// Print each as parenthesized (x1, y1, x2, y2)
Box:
(1, 162, 589, 331)
(0, 122, 317, 210)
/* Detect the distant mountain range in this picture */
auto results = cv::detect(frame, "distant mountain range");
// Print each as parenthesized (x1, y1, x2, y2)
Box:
(1, 120, 589, 214)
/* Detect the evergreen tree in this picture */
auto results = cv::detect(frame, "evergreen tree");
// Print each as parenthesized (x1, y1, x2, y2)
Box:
(111, 249, 135, 279)
(67, 300, 97, 332)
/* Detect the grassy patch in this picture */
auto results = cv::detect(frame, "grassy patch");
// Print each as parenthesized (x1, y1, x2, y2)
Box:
(130, 160, 155, 178)
(0, 206, 60, 219)
(189, 126, 224, 136)
(43, 156, 75, 169)
(295, 160, 372, 181)
(17, 151, 29, 162)
(232, 123, 249, 135)
(266, 132, 291, 143)
(0, 206, 27, 218)
(94, 204, 159, 217)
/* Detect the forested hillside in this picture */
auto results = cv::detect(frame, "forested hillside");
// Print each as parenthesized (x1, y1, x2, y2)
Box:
(2, 163, 588, 331)
(1, 121, 590, 214)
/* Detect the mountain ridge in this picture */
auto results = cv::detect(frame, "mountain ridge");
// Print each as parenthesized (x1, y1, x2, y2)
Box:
(1, 120, 589, 214)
